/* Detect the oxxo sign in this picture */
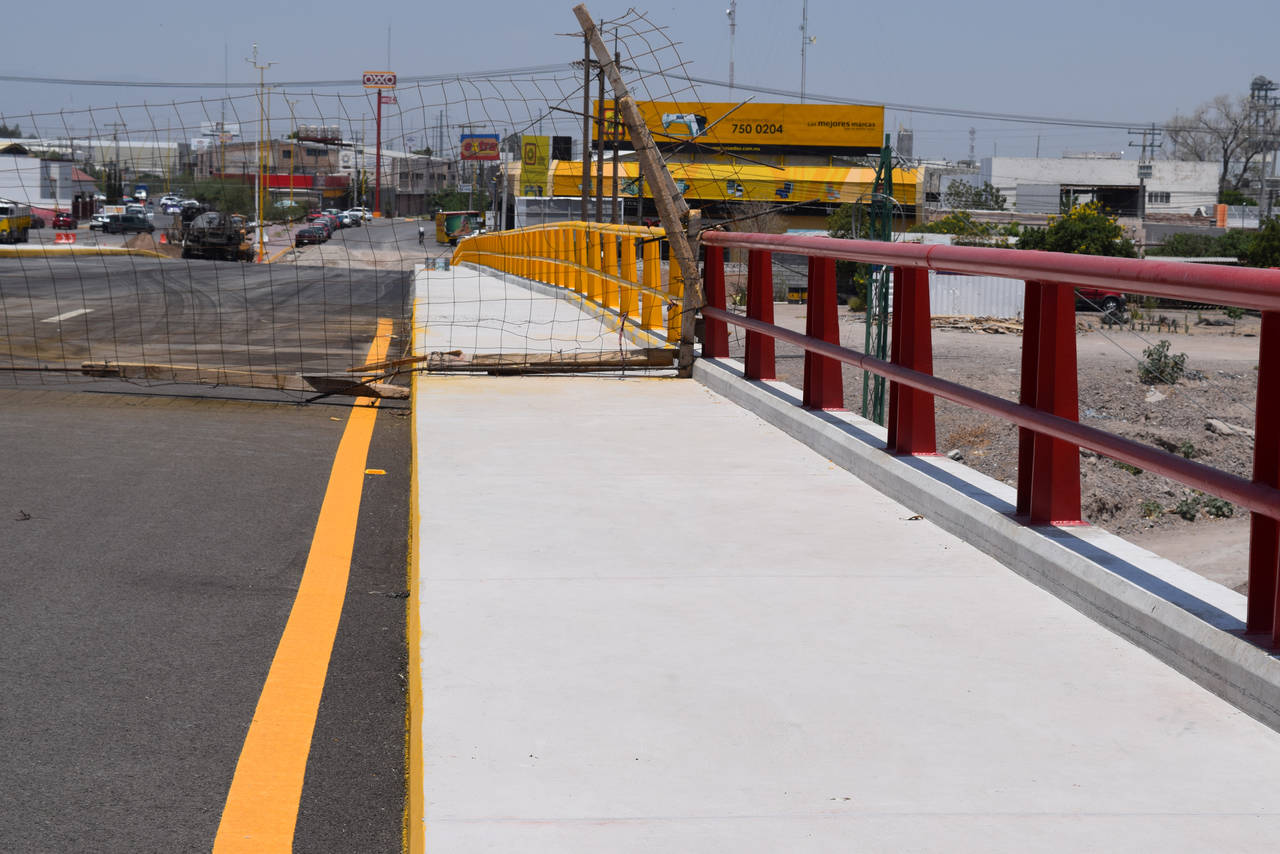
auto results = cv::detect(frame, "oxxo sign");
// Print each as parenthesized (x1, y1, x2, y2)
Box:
(362, 71, 397, 89)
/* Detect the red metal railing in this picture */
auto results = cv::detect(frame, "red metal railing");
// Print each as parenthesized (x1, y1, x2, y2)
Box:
(700, 231, 1280, 649)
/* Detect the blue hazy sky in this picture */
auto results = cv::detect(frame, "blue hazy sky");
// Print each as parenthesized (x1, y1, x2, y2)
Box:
(2, 0, 1274, 161)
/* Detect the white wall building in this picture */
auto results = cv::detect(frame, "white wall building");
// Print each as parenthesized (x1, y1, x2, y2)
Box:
(978, 156, 1219, 216)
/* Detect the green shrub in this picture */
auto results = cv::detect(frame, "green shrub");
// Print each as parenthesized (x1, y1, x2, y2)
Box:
(1178, 441, 1199, 459)
(1113, 461, 1143, 476)
(1175, 495, 1202, 521)
(1139, 340, 1188, 385)
(1141, 500, 1164, 519)
(1204, 497, 1235, 518)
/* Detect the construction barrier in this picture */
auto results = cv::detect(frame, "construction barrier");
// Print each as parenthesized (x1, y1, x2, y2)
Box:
(53, 232, 77, 244)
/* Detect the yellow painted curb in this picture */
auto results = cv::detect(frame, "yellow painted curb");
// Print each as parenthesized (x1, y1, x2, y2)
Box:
(405, 291, 425, 854)
(0, 246, 169, 260)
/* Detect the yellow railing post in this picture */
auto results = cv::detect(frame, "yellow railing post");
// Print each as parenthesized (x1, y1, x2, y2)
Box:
(641, 237, 663, 330)
(558, 226, 570, 289)
(602, 231, 620, 311)
(666, 234, 684, 343)
(574, 225, 588, 295)
(619, 234, 638, 323)
(541, 226, 554, 284)
(587, 228, 603, 304)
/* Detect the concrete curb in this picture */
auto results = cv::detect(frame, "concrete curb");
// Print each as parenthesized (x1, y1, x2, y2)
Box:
(693, 356, 1280, 732)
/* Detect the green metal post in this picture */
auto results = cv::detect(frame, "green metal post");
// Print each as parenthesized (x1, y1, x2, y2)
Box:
(861, 134, 894, 424)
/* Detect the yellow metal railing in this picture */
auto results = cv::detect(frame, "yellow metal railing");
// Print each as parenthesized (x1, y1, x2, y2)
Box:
(451, 221, 684, 345)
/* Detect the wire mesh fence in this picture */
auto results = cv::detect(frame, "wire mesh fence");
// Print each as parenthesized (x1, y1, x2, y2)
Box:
(0, 7, 899, 395)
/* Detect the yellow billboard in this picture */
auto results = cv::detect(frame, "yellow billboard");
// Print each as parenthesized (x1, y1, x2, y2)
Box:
(596, 101, 884, 155)
(551, 161, 919, 207)
(520, 135, 550, 196)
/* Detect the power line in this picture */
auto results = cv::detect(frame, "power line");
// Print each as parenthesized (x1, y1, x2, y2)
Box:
(0, 63, 573, 90)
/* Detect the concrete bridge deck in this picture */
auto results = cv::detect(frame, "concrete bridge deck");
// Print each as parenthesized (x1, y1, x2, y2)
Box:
(407, 267, 1280, 852)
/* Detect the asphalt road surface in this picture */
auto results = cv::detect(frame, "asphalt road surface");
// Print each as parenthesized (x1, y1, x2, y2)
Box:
(0, 384, 409, 852)
(0, 256, 410, 388)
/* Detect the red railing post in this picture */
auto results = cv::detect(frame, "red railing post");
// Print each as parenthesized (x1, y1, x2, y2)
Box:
(1016, 281, 1043, 516)
(744, 249, 775, 380)
(702, 244, 729, 358)
(1027, 281, 1082, 525)
(1247, 310, 1280, 644)
(803, 256, 842, 409)
(887, 266, 936, 454)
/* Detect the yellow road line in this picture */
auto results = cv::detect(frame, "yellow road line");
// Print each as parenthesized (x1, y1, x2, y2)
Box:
(266, 243, 293, 264)
(213, 318, 394, 853)
(406, 298, 426, 852)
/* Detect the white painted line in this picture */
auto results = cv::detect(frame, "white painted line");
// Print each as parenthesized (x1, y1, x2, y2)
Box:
(41, 308, 93, 323)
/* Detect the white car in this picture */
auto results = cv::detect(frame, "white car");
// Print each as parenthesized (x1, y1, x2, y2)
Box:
(345, 207, 373, 222)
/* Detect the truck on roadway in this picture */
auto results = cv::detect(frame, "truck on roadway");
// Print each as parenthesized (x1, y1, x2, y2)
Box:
(0, 199, 33, 243)
(180, 210, 254, 262)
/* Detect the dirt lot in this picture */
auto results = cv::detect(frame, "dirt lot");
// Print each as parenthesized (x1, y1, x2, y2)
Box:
(759, 304, 1262, 594)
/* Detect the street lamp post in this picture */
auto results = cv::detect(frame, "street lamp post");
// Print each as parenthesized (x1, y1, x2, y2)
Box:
(245, 43, 276, 262)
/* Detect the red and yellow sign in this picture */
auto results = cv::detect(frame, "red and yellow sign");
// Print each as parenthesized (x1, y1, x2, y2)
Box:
(596, 101, 883, 156)
(460, 134, 500, 161)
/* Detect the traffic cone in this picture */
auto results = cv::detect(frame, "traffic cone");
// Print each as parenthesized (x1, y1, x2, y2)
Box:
(159, 232, 167, 244)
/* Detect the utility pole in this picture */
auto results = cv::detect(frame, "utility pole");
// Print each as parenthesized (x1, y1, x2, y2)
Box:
(611, 48, 621, 224)
(106, 122, 126, 200)
(595, 52, 605, 223)
(726, 1, 737, 94)
(1127, 123, 1162, 220)
(799, 0, 815, 104)
(285, 97, 300, 209)
(580, 30, 592, 221)
(1250, 76, 1279, 219)
(245, 43, 275, 262)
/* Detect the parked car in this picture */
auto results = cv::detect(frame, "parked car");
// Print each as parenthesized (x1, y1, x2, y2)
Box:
(338, 212, 361, 228)
(89, 213, 111, 231)
(51, 212, 77, 229)
(294, 227, 325, 247)
(102, 214, 155, 235)
(1075, 287, 1126, 314)
(345, 207, 373, 222)
(29, 214, 45, 229)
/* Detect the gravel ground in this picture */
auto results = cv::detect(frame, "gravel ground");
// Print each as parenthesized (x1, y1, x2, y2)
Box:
(750, 303, 1262, 594)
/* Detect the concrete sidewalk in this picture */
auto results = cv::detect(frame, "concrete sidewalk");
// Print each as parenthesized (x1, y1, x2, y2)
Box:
(409, 370, 1280, 852)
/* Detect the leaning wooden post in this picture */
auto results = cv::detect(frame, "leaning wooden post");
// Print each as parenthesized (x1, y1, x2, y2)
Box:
(573, 4, 704, 375)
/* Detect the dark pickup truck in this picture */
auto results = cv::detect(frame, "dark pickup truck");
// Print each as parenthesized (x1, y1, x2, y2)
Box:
(102, 214, 155, 235)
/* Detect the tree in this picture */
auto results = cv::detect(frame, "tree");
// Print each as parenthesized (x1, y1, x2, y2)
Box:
(942, 180, 1006, 211)
(1165, 94, 1274, 197)
(1243, 217, 1280, 267)
(1146, 229, 1254, 259)
(909, 211, 995, 236)
(0, 122, 24, 138)
(1016, 202, 1137, 257)
(411, 147, 433, 157)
